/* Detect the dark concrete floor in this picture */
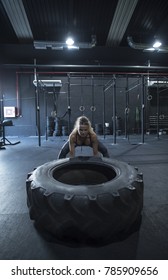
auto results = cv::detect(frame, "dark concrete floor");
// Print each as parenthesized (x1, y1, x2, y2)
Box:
(0, 134, 168, 260)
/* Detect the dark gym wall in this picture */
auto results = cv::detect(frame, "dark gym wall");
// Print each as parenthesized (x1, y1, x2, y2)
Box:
(1, 70, 36, 136)
(1, 68, 167, 137)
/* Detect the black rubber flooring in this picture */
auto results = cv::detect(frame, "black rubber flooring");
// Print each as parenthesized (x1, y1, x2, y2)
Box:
(0, 134, 168, 260)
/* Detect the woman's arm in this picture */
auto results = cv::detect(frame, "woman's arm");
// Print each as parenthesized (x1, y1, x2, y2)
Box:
(69, 134, 76, 157)
(91, 133, 99, 156)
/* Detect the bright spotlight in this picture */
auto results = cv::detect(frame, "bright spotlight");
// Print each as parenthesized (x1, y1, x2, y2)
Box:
(66, 37, 74, 46)
(153, 41, 162, 48)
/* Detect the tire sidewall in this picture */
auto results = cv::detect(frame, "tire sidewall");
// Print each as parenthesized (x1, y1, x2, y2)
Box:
(30, 157, 138, 196)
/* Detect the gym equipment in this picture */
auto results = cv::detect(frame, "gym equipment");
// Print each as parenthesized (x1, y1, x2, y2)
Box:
(0, 120, 20, 146)
(0, 95, 20, 148)
(26, 156, 143, 245)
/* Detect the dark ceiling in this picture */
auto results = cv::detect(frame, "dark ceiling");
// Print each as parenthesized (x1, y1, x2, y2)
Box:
(1, 0, 168, 71)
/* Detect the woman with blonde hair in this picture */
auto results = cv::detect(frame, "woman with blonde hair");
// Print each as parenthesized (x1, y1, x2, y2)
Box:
(58, 115, 109, 158)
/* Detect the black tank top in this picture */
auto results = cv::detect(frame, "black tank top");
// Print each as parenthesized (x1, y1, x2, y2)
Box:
(75, 132, 93, 146)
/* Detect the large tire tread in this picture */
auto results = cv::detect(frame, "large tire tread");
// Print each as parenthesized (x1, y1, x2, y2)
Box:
(26, 157, 143, 244)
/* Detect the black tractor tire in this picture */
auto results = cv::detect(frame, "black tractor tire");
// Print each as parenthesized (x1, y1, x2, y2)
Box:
(26, 156, 143, 245)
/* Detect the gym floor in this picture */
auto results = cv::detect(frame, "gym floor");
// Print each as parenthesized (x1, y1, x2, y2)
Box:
(0, 134, 168, 260)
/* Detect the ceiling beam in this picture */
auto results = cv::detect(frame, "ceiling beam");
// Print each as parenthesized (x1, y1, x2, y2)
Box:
(1, 0, 33, 42)
(106, 0, 139, 47)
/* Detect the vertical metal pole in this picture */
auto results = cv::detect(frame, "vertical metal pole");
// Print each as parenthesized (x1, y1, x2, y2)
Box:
(91, 75, 94, 126)
(34, 59, 41, 146)
(144, 75, 148, 135)
(67, 74, 71, 134)
(45, 90, 48, 141)
(112, 75, 116, 144)
(80, 76, 84, 116)
(36, 76, 41, 147)
(125, 76, 129, 139)
(1, 94, 5, 144)
(141, 75, 145, 143)
(0, 94, 4, 121)
(156, 81, 160, 140)
(103, 85, 105, 139)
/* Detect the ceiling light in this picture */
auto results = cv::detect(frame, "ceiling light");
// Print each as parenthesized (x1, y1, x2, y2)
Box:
(66, 37, 74, 46)
(127, 36, 168, 52)
(153, 41, 162, 48)
(34, 35, 96, 50)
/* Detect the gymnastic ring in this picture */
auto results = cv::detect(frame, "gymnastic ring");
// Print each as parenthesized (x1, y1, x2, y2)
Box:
(26, 156, 144, 245)
(90, 106, 96, 112)
(159, 114, 164, 120)
(147, 95, 152, 101)
(79, 105, 85, 111)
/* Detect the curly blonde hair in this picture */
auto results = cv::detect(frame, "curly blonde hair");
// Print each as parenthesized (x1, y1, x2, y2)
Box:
(73, 116, 93, 133)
